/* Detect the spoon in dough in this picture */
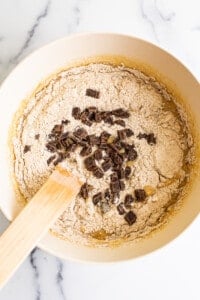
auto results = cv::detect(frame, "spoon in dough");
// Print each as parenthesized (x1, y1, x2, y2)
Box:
(0, 166, 81, 289)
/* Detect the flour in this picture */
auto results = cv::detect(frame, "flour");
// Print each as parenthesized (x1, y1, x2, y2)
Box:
(11, 63, 194, 246)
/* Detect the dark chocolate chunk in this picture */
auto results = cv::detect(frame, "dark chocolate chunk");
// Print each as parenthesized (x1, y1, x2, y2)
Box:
(127, 148, 138, 161)
(84, 156, 96, 171)
(125, 128, 134, 137)
(59, 132, 69, 141)
(47, 155, 56, 165)
(124, 194, 134, 208)
(94, 112, 102, 122)
(124, 211, 137, 225)
(79, 183, 90, 199)
(137, 133, 156, 145)
(113, 153, 123, 166)
(117, 203, 126, 215)
(35, 134, 40, 140)
(45, 141, 57, 153)
(117, 129, 127, 140)
(110, 172, 119, 182)
(101, 159, 112, 172)
(100, 131, 111, 143)
(93, 166, 104, 178)
(119, 180, 125, 191)
(86, 89, 100, 99)
(125, 166, 131, 179)
(24, 145, 31, 153)
(80, 111, 93, 127)
(73, 128, 88, 139)
(80, 145, 92, 156)
(114, 119, 125, 127)
(72, 107, 81, 119)
(62, 119, 70, 125)
(87, 134, 100, 146)
(147, 133, 156, 145)
(52, 124, 64, 135)
(110, 180, 120, 194)
(112, 108, 130, 118)
(104, 115, 114, 124)
(135, 189, 147, 202)
(92, 192, 102, 205)
(93, 149, 103, 160)
(117, 168, 125, 179)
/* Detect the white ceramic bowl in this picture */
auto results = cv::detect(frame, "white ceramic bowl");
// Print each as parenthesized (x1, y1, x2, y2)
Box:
(0, 33, 199, 262)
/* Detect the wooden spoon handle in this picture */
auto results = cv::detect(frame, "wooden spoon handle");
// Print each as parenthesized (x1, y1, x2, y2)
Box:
(0, 168, 80, 289)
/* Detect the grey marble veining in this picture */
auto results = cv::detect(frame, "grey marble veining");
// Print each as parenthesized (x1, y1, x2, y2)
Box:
(0, 0, 200, 299)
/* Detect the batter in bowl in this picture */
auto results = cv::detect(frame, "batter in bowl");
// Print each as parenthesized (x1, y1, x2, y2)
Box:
(11, 63, 194, 246)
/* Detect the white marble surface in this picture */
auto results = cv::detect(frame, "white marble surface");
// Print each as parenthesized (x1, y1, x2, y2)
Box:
(0, 0, 199, 299)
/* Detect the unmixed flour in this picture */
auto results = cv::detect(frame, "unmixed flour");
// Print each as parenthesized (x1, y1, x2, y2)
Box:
(11, 63, 194, 246)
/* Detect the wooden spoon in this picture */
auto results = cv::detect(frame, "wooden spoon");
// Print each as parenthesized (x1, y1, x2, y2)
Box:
(0, 166, 81, 289)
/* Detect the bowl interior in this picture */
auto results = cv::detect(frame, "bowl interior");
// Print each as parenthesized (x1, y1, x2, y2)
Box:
(0, 33, 200, 262)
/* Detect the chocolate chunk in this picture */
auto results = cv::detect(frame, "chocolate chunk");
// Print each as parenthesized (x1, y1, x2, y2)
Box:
(84, 156, 96, 171)
(117, 129, 127, 140)
(80, 146, 92, 156)
(125, 166, 131, 178)
(47, 155, 56, 165)
(101, 159, 112, 172)
(113, 153, 123, 166)
(119, 180, 125, 191)
(62, 119, 70, 125)
(117, 168, 125, 179)
(124, 194, 134, 208)
(104, 115, 114, 124)
(93, 166, 104, 178)
(127, 148, 138, 161)
(125, 128, 134, 137)
(81, 111, 92, 126)
(112, 108, 130, 118)
(114, 119, 126, 127)
(100, 131, 111, 143)
(135, 189, 147, 202)
(86, 88, 100, 99)
(35, 134, 40, 140)
(147, 133, 156, 145)
(117, 203, 126, 215)
(87, 134, 100, 146)
(110, 180, 120, 194)
(94, 112, 102, 122)
(52, 124, 64, 135)
(72, 107, 81, 120)
(92, 192, 102, 205)
(110, 172, 119, 182)
(45, 141, 57, 153)
(93, 149, 103, 160)
(24, 145, 31, 153)
(124, 211, 137, 225)
(73, 128, 88, 139)
(99, 143, 109, 150)
(48, 133, 55, 140)
(104, 189, 111, 201)
(137, 133, 156, 145)
(79, 183, 90, 199)
(59, 132, 69, 140)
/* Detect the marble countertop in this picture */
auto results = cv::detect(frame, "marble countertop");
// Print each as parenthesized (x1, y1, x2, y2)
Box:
(0, 0, 199, 299)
